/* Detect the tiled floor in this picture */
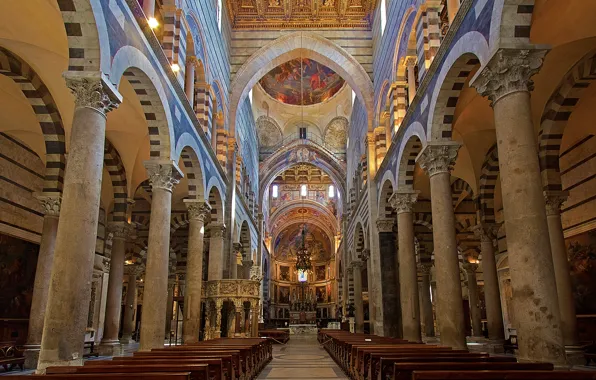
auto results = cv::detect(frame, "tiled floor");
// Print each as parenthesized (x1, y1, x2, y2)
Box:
(257, 335, 348, 380)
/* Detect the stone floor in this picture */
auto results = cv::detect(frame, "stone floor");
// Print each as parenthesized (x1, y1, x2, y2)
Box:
(257, 335, 348, 380)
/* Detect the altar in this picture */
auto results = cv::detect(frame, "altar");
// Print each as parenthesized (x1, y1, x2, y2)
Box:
(288, 324, 318, 335)
(289, 310, 316, 324)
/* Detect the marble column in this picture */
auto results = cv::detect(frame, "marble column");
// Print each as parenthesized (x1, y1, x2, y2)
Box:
(417, 142, 466, 350)
(405, 57, 417, 105)
(208, 223, 226, 280)
(472, 224, 504, 342)
(418, 263, 435, 337)
(120, 266, 142, 344)
(352, 261, 365, 333)
(544, 192, 579, 347)
(390, 190, 422, 342)
(214, 300, 223, 339)
(99, 223, 131, 355)
(182, 200, 210, 343)
(24, 194, 61, 369)
(231, 243, 242, 279)
(463, 263, 482, 337)
(185, 57, 195, 105)
(139, 161, 182, 351)
(165, 275, 176, 339)
(472, 48, 566, 364)
(37, 74, 121, 373)
(376, 218, 401, 337)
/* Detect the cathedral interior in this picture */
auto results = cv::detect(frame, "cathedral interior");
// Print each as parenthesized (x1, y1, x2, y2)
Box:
(1, 0, 596, 375)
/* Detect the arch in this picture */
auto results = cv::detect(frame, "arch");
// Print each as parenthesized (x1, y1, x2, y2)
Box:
(185, 11, 209, 79)
(207, 184, 224, 223)
(490, 0, 534, 51)
(170, 212, 190, 234)
(174, 132, 208, 201)
(111, 46, 175, 160)
(353, 222, 366, 262)
(478, 143, 499, 223)
(378, 178, 396, 220)
(391, 6, 418, 81)
(539, 49, 596, 192)
(256, 115, 283, 149)
(0, 46, 66, 193)
(229, 31, 375, 137)
(104, 139, 128, 222)
(427, 32, 489, 141)
(451, 177, 474, 209)
(375, 80, 391, 127)
(377, 170, 396, 207)
(395, 131, 424, 189)
(269, 200, 338, 237)
(413, 212, 433, 231)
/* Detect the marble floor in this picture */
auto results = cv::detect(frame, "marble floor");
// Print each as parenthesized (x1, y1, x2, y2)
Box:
(257, 335, 348, 380)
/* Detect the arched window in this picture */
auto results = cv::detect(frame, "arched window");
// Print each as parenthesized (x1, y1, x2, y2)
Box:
(272, 185, 279, 198)
(301, 184, 307, 197)
(328, 185, 335, 198)
(380, 0, 387, 36)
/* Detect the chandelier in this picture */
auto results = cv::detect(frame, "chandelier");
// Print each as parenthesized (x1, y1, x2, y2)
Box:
(295, 225, 312, 272)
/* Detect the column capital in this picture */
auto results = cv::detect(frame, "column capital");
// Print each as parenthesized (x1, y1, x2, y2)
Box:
(389, 190, 419, 214)
(463, 262, 479, 274)
(107, 222, 132, 241)
(228, 137, 238, 153)
(351, 261, 364, 270)
(472, 223, 500, 243)
(186, 55, 198, 66)
(63, 72, 122, 116)
(210, 223, 226, 237)
(144, 160, 183, 192)
(544, 190, 569, 216)
(471, 48, 548, 106)
(376, 217, 395, 233)
(34, 192, 62, 217)
(404, 55, 417, 67)
(124, 264, 144, 277)
(361, 249, 370, 262)
(417, 262, 433, 275)
(347, 266, 354, 275)
(365, 132, 375, 147)
(416, 141, 461, 177)
(184, 200, 211, 222)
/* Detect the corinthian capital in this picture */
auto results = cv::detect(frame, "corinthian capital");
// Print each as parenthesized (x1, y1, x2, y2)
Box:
(544, 190, 569, 216)
(416, 142, 461, 177)
(107, 222, 132, 241)
(417, 262, 432, 275)
(471, 48, 548, 106)
(376, 217, 395, 233)
(209, 223, 226, 238)
(389, 190, 419, 214)
(63, 72, 122, 115)
(35, 192, 61, 217)
(184, 200, 211, 222)
(472, 223, 500, 243)
(144, 161, 183, 192)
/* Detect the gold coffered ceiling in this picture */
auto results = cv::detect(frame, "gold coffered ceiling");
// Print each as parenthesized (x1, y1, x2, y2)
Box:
(226, 0, 375, 29)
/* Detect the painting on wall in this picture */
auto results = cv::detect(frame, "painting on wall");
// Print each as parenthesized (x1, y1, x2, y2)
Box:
(315, 265, 326, 281)
(0, 234, 39, 319)
(566, 231, 596, 315)
(279, 266, 290, 281)
(316, 286, 326, 303)
(258, 59, 345, 106)
(279, 287, 290, 304)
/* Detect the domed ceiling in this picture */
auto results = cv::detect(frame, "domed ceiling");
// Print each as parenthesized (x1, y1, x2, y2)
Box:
(273, 223, 332, 262)
(258, 59, 345, 106)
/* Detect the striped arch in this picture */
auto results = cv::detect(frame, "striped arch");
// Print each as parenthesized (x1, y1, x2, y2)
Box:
(186, 12, 209, 78)
(490, 0, 535, 50)
(478, 143, 499, 223)
(208, 185, 224, 223)
(179, 147, 205, 200)
(412, 212, 433, 230)
(378, 179, 396, 221)
(0, 47, 66, 193)
(539, 49, 596, 192)
(396, 135, 423, 188)
(390, 5, 418, 81)
(170, 212, 190, 234)
(240, 221, 251, 260)
(353, 223, 366, 262)
(451, 177, 473, 209)
(104, 139, 128, 222)
(428, 54, 480, 141)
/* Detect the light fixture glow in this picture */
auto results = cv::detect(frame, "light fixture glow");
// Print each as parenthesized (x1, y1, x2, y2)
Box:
(147, 17, 159, 29)
(171, 63, 181, 72)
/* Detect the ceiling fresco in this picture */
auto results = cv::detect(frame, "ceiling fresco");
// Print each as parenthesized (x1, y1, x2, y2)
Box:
(273, 223, 332, 262)
(258, 59, 345, 106)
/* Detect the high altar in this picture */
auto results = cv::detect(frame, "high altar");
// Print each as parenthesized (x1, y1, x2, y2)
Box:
(288, 282, 318, 334)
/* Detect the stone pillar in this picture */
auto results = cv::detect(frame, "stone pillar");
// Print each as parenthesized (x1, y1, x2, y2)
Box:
(352, 262, 365, 333)
(165, 275, 176, 339)
(214, 299, 223, 339)
(208, 223, 226, 280)
(204, 302, 212, 340)
(139, 161, 182, 351)
(120, 266, 141, 344)
(184, 57, 196, 105)
(24, 194, 61, 369)
(417, 142, 466, 350)
(544, 192, 579, 347)
(143, 0, 155, 18)
(418, 263, 435, 337)
(182, 200, 211, 343)
(405, 56, 417, 105)
(472, 48, 566, 364)
(37, 74, 120, 373)
(232, 243, 242, 279)
(390, 190, 422, 342)
(251, 300, 260, 337)
(376, 218, 401, 337)
(463, 263, 482, 338)
(99, 223, 131, 355)
(472, 224, 504, 342)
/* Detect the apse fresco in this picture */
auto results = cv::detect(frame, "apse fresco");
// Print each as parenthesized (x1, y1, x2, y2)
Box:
(274, 224, 331, 262)
(258, 59, 345, 105)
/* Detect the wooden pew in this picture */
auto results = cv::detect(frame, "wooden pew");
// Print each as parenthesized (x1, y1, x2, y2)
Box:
(392, 362, 554, 380)
(411, 371, 596, 380)
(126, 352, 239, 380)
(46, 363, 211, 380)
(1, 373, 192, 380)
(103, 356, 234, 380)
(0, 343, 24, 372)
(258, 329, 289, 344)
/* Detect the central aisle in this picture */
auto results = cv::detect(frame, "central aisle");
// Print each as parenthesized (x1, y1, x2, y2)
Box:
(257, 335, 348, 380)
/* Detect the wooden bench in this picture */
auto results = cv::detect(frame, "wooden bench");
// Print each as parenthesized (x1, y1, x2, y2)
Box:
(258, 330, 289, 344)
(411, 371, 596, 380)
(97, 356, 233, 380)
(392, 362, 554, 380)
(46, 364, 210, 380)
(585, 353, 596, 366)
(0, 344, 24, 372)
(1, 373, 192, 380)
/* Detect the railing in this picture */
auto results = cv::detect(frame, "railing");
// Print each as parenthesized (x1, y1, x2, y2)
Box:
(259, 132, 346, 161)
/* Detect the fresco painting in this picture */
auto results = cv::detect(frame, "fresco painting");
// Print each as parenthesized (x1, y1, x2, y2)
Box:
(259, 59, 345, 106)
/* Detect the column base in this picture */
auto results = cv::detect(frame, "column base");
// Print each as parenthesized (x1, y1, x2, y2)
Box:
(23, 345, 41, 370)
(97, 340, 122, 356)
(119, 335, 134, 344)
(466, 337, 505, 353)
(565, 345, 586, 366)
(422, 335, 439, 344)
(36, 358, 83, 374)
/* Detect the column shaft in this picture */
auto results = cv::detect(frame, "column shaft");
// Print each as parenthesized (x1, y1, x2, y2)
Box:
(465, 265, 482, 337)
(165, 278, 175, 338)
(406, 61, 417, 104)
(397, 211, 421, 342)
(120, 273, 138, 343)
(185, 59, 195, 105)
(352, 263, 364, 333)
(38, 76, 119, 372)
(419, 269, 435, 337)
(208, 224, 226, 280)
(24, 198, 59, 369)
